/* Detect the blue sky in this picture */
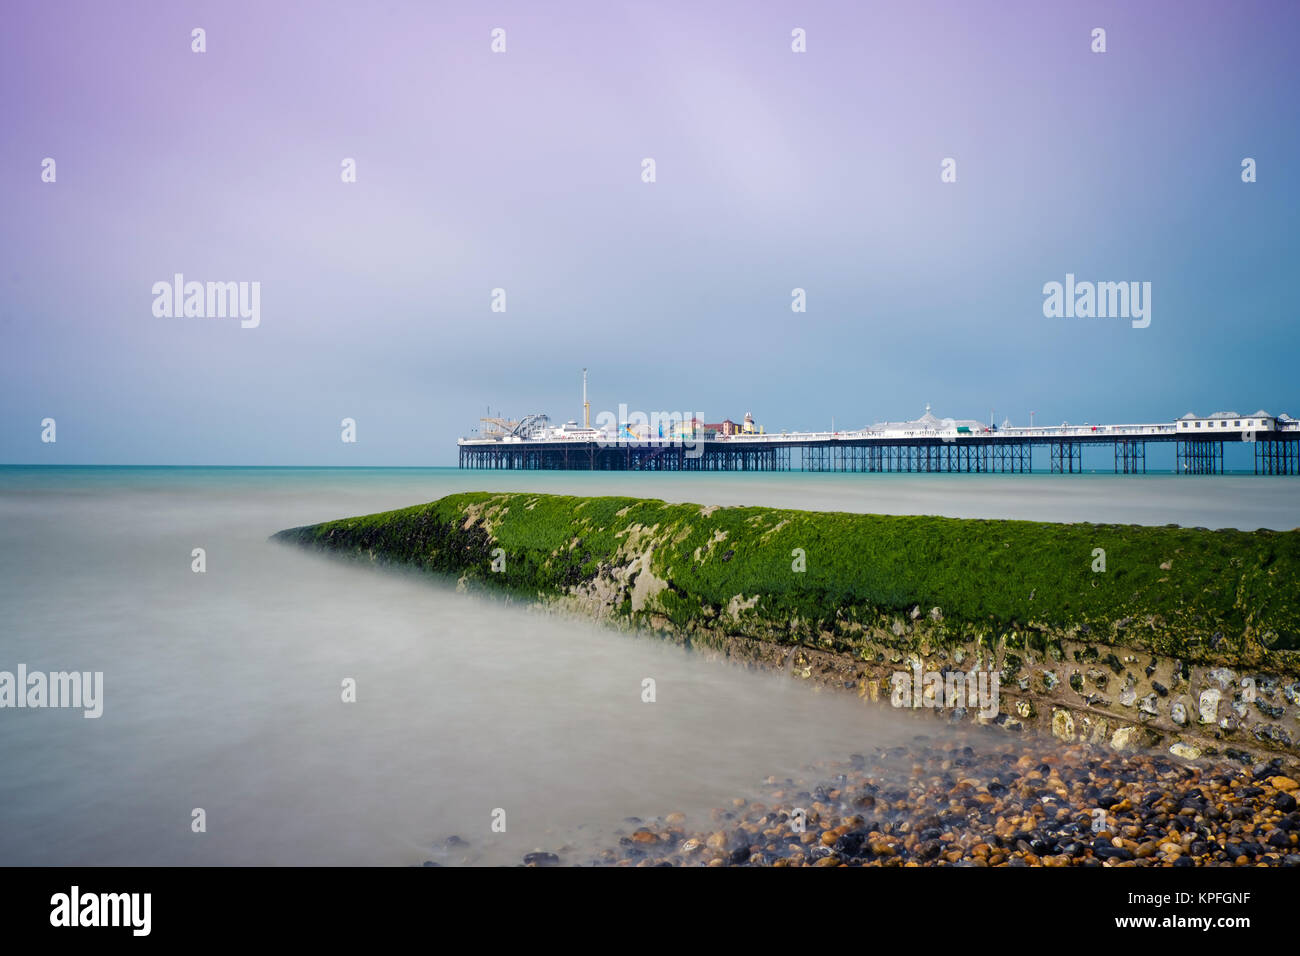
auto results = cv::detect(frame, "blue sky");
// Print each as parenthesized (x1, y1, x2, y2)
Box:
(2, 0, 1297, 464)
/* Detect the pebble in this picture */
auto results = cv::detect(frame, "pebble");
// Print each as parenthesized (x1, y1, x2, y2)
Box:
(581, 726, 1300, 867)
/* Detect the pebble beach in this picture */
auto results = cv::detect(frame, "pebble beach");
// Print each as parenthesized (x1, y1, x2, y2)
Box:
(506, 729, 1300, 868)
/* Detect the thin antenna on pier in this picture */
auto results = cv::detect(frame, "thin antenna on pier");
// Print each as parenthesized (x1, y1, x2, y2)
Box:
(582, 368, 590, 428)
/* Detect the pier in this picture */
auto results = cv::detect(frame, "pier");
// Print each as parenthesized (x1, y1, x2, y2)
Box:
(459, 381, 1299, 474)
(458, 424, 1300, 474)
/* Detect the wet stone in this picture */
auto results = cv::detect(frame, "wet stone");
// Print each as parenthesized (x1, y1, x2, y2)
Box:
(579, 727, 1299, 868)
(1255, 701, 1285, 719)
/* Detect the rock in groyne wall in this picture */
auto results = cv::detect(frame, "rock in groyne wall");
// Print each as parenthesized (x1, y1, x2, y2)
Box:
(274, 492, 1300, 769)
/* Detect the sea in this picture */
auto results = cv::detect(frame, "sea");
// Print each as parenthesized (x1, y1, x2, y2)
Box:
(1, 467, 1296, 865)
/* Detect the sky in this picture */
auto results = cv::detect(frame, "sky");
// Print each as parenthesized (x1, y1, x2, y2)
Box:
(2, 0, 1297, 465)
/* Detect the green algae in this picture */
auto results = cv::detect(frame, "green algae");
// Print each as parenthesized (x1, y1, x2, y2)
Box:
(273, 492, 1300, 670)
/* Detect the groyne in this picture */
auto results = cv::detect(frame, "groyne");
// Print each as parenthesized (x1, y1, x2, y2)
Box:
(273, 492, 1300, 769)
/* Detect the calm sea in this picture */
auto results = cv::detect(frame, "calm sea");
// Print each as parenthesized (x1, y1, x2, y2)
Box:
(0, 467, 1296, 865)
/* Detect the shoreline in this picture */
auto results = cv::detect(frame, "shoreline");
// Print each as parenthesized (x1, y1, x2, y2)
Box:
(566, 727, 1300, 867)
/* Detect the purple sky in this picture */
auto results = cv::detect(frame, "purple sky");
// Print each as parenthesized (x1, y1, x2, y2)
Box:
(3, 0, 1298, 464)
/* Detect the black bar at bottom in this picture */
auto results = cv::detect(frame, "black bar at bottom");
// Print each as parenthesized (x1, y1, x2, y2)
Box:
(4, 865, 1286, 941)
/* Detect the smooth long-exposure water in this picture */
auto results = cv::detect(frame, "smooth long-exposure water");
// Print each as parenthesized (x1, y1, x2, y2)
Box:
(1, 468, 1296, 865)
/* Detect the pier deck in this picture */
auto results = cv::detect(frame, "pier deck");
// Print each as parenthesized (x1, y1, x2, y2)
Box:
(458, 426, 1300, 474)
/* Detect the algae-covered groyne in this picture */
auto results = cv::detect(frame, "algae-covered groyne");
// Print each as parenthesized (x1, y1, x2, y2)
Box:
(274, 492, 1300, 767)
